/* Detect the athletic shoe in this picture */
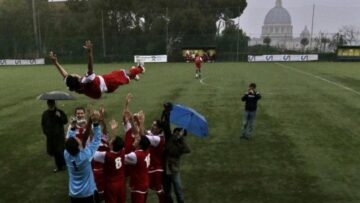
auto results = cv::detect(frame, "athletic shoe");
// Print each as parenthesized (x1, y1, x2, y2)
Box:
(128, 65, 144, 80)
(137, 61, 145, 73)
(134, 75, 140, 81)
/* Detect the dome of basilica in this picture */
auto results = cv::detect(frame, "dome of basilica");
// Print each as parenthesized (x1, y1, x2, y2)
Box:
(264, 0, 291, 25)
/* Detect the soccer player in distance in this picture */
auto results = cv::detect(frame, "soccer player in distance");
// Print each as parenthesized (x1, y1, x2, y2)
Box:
(49, 40, 145, 99)
(194, 53, 203, 79)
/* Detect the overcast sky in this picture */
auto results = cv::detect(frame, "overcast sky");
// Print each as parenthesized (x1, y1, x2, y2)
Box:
(240, 0, 360, 38)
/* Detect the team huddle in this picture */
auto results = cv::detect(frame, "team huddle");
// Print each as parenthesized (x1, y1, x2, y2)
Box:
(43, 41, 191, 203)
(49, 93, 190, 203)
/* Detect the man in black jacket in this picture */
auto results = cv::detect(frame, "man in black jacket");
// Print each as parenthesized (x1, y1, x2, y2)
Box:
(41, 100, 68, 172)
(241, 83, 261, 140)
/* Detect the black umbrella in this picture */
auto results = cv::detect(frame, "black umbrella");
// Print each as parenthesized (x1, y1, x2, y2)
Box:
(37, 91, 76, 100)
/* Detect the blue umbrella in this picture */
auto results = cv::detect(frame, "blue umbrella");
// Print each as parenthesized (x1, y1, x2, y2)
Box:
(170, 104, 208, 137)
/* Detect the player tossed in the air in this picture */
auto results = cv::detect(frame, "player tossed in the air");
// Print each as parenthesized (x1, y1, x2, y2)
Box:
(49, 40, 145, 99)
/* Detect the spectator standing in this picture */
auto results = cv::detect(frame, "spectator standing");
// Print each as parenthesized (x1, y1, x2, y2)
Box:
(164, 128, 190, 203)
(240, 83, 262, 140)
(41, 99, 68, 173)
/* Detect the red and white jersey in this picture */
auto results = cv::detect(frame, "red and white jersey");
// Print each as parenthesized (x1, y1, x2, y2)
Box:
(124, 121, 136, 154)
(194, 56, 202, 68)
(92, 139, 110, 170)
(76, 73, 106, 99)
(125, 149, 150, 191)
(146, 133, 165, 173)
(72, 70, 130, 99)
(105, 150, 125, 183)
(94, 149, 125, 182)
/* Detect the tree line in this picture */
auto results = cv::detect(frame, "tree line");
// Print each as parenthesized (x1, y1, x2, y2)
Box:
(0, 0, 248, 62)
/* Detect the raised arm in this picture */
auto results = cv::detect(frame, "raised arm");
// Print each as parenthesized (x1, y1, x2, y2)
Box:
(99, 104, 107, 135)
(256, 92, 262, 100)
(109, 119, 119, 140)
(241, 92, 248, 101)
(83, 40, 94, 75)
(122, 93, 132, 123)
(49, 51, 68, 79)
(84, 111, 102, 159)
(137, 111, 145, 136)
(66, 117, 77, 139)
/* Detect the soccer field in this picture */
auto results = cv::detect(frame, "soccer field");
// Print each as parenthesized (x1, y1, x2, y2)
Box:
(1, 62, 360, 203)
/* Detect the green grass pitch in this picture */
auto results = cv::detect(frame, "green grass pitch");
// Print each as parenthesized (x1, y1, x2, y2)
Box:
(1, 62, 360, 202)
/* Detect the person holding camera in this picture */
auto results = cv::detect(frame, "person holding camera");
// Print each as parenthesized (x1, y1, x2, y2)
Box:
(66, 107, 87, 144)
(164, 128, 190, 203)
(240, 83, 262, 140)
(41, 99, 68, 173)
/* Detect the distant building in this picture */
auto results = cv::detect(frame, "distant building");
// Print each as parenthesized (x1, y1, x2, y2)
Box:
(249, 0, 313, 50)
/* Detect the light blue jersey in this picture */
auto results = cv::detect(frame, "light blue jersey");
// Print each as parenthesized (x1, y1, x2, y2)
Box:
(64, 125, 101, 198)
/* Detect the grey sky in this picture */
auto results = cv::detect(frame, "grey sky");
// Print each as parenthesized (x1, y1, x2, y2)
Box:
(240, 0, 360, 38)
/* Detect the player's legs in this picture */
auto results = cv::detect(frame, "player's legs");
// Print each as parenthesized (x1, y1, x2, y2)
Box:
(131, 191, 147, 203)
(93, 170, 104, 200)
(195, 67, 201, 79)
(149, 172, 165, 203)
(102, 70, 130, 93)
(119, 184, 126, 203)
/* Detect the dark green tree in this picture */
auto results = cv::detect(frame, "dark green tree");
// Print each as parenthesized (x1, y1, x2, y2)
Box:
(300, 37, 309, 52)
(263, 36, 271, 47)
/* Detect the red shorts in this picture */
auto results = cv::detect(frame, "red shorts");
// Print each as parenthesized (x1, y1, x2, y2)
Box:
(131, 190, 148, 203)
(125, 165, 133, 177)
(105, 182, 126, 203)
(195, 63, 201, 69)
(102, 70, 130, 93)
(149, 171, 163, 191)
(93, 169, 105, 193)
